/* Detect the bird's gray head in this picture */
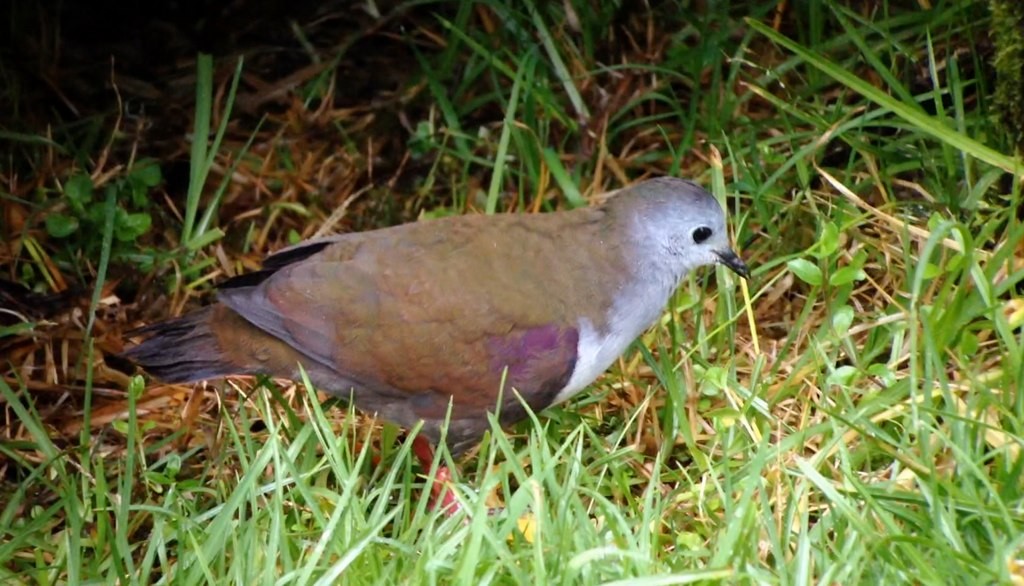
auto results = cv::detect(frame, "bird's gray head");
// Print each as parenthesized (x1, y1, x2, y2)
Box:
(608, 177, 750, 281)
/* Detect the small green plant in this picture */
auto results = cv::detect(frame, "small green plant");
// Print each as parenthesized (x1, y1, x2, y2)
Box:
(45, 159, 160, 263)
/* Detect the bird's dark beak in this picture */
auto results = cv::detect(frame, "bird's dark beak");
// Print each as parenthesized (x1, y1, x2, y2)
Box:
(716, 249, 750, 279)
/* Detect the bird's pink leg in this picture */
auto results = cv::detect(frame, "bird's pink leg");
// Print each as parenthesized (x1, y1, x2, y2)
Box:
(411, 435, 461, 516)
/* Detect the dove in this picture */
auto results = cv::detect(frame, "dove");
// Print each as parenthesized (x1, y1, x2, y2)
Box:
(125, 177, 749, 513)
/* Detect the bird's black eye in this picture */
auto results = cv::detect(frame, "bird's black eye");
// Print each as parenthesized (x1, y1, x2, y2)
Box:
(692, 226, 713, 244)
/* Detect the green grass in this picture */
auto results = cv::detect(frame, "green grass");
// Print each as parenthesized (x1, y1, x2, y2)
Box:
(2, 1, 1023, 584)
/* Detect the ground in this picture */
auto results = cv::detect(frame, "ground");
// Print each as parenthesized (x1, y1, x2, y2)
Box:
(1, 1, 1022, 584)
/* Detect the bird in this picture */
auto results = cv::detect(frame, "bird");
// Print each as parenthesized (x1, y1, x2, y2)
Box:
(124, 177, 749, 513)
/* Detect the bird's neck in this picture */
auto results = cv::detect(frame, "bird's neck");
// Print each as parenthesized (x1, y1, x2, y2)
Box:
(551, 238, 686, 405)
(608, 252, 685, 344)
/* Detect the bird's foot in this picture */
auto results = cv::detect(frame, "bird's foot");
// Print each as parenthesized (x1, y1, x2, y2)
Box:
(411, 435, 462, 517)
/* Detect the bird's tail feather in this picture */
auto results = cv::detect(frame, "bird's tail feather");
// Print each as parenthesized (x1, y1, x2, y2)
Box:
(122, 307, 236, 383)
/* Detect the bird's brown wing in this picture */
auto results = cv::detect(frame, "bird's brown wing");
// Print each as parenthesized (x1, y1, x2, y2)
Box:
(216, 219, 584, 423)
